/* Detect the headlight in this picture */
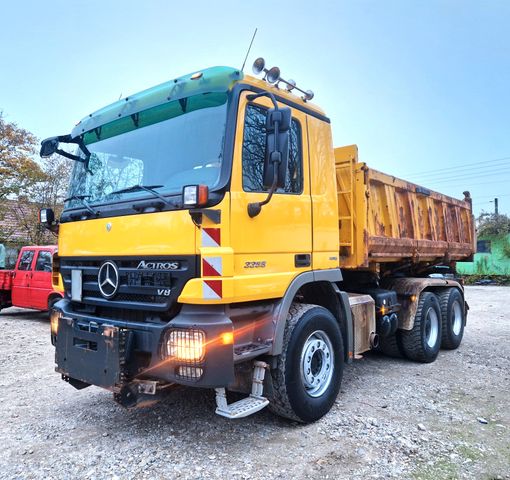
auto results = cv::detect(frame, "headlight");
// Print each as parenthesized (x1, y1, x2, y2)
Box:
(164, 329, 205, 362)
(182, 184, 208, 207)
(50, 309, 63, 338)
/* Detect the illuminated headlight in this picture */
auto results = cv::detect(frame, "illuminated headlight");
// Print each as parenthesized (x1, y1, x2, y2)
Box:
(165, 329, 205, 361)
(50, 309, 63, 338)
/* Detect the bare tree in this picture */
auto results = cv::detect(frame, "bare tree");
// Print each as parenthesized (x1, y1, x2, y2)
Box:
(0, 111, 72, 246)
(0, 112, 45, 214)
(8, 155, 72, 244)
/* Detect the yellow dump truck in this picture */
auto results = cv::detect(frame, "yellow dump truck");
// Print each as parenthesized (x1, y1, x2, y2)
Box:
(40, 59, 474, 422)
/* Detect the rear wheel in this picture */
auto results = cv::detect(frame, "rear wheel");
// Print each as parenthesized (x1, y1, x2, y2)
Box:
(438, 288, 465, 350)
(400, 292, 442, 363)
(268, 303, 344, 423)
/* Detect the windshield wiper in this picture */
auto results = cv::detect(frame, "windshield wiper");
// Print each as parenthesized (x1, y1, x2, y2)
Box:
(64, 194, 99, 216)
(109, 184, 171, 205)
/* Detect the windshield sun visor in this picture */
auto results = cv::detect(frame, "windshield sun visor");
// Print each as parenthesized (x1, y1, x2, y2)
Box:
(82, 92, 228, 146)
(72, 66, 243, 139)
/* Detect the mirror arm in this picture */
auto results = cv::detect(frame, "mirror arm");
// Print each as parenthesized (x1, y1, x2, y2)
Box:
(55, 134, 92, 173)
(245, 92, 289, 217)
(246, 92, 279, 110)
(55, 148, 82, 162)
(43, 221, 60, 235)
(247, 162, 279, 218)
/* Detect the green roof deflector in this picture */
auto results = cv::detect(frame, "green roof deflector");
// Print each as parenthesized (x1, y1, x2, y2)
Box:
(71, 66, 243, 138)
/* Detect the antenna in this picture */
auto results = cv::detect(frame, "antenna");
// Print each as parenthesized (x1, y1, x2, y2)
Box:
(240, 28, 258, 72)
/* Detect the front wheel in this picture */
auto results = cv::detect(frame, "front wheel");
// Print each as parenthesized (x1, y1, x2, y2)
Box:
(268, 303, 344, 423)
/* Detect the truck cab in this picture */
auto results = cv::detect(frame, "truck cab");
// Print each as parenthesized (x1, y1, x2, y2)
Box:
(40, 62, 473, 422)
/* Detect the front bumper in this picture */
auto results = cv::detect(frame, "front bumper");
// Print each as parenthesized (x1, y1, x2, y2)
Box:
(54, 301, 234, 390)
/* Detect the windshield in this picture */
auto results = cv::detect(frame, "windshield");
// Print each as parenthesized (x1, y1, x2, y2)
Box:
(66, 92, 228, 209)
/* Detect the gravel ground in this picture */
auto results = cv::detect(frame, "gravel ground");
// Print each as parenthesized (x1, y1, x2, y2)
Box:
(0, 286, 509, 480)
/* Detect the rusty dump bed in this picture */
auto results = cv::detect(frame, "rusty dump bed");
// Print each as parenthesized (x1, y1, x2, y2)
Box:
(335, 145, 475, 269)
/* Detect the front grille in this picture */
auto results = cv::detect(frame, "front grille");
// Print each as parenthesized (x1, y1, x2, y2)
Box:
(114, 293, 158, 303)
(60, 256, 198, 312)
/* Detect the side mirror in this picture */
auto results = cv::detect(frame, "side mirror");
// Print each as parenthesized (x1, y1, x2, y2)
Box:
(263, 107, 291, 189)
(39, 208, 58, 233)
(40, 137, 60, 158)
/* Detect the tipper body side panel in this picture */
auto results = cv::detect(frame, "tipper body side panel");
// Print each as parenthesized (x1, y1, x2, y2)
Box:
(335, 145, 475, 269)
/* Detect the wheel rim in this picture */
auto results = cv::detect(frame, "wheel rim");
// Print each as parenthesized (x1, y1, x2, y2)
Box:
(452, 300, 463, 336)
(424, 307, 439, 348)
(300, 330, 334, 398)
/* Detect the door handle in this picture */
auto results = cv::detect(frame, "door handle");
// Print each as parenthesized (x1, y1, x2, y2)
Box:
(295, 254, 311, 268)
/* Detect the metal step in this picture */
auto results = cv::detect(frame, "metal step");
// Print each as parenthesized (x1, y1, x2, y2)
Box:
(215, 361, 269, 419)
(215, 392, 269, 419)
(233, 342, 270, 361)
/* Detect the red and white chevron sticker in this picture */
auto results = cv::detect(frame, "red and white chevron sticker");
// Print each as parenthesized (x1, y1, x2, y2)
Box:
(202, 256, 222, 277)
(203, 280, 222, 299)
(201, 228, 221, 247)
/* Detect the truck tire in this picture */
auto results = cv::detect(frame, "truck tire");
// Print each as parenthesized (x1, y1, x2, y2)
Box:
(438, 288, 465, 350)
(400, 292, 442, 363)
(268, 303, 344, 423)
(378, 332, 403, 358)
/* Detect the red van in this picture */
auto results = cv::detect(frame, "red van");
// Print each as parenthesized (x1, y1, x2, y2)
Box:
(0, 245, 64, 312)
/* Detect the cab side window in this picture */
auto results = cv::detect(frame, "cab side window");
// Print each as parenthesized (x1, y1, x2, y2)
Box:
(242, 104, 303, 194)
(18, 250, 35, 271)
(35, 251, 53, 272)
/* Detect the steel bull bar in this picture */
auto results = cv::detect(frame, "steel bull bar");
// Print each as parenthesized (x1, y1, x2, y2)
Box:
(54, 301, 235, 406)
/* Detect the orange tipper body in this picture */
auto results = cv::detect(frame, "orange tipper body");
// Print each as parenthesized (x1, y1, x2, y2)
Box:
(335, 145, 475, 270)
(43, 64, 475, 422)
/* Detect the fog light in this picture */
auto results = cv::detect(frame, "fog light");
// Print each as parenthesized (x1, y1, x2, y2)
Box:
(177, 366, 204, 379)
(50, 309, 62, 337)
(165, 329, 205, 361)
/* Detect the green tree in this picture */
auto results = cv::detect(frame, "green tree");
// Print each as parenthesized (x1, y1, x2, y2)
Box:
(477, 212, 510, 237)
(7, 155, 72, 245)
(0, 112, 45, 199)
(0, 112, 72, 246)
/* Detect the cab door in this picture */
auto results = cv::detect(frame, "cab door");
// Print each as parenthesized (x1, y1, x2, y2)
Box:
(29, 249, 54, 310)
(12, 248, 35, 307)
(229, 91, 312, 302)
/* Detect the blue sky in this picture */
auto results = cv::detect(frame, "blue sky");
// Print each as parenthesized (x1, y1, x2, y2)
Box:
(1, 0, 508, 215)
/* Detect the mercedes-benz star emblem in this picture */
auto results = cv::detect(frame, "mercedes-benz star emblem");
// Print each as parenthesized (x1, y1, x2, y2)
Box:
(98, 261, 119, 298)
